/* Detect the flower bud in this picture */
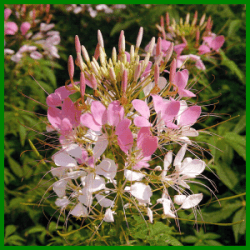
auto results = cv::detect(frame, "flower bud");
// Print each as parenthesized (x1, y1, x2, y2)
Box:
(169, 58, 176, 84)
(75, 35, 81, 54)
(185, 13, 190, 25)
(68, 55, 74, 80)
(164, 42, 174, 63)
(81, 45, 90, 63)
(97, 30, 104, 48)
(80, 72, 86, 98)
(156, 37, 162, 57)
(118, 30, 125, 53)
(147, 37, 155, 55)
(199, 13, 206, 27)
(134, 63, 141, 82)
(112, 47, 117, 63)
(90, 73, 97, 90)
(136, 27, 143, 49)
(192, 10, 198, 26)
(166, 12, 170, 27)
(122, 69, 128, 93)
(154, 64, 159, 86)
(45, 4, 50, 14)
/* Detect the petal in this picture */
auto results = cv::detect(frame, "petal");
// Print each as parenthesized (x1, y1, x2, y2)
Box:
(138, 129, 158, 157)
(80, 113, 102, 132)
(182, 128, 199, 137)
(129, 183, 152, 203)
(181, 193, 203, 209)
(211, 35, 225, 51)
(103, 208, 115, 222)
(115, 119, 131, 135)
(178, 89, 196, 98)
(198, 44, 211, 55)
(107, 101, 124, 126)
(60, 118, 72, 135)
(96, 194, 114, 208)
(132, 99, 150, 119)
(96, 159, 117, 179)
(164, 151, 172, 171)
(93, 134, 109, 160)
(64, 144, 83, 159)
(173, 144, 187, 168)
(147, 207, 153, 223)
(174, 69, 189, 89)
(151, 94, 165, 114)
(85, 174, 105, 193)
(46, 93, 62, 107)
(180, 159, 206, 177)
(117, 128, 134, 153)
(91, 101, 107, 125)
(53, 179, 67, 197)
(162, 100, 180, 123)
(47, 107, 62, 130)
(174, 195, 187, 205)
(134, 116, 151, 127)
(70, 203, 88, 217)
(178, 106, 201, 127)
(124, 169, 145, 181)
(55, 197, 70, 207)
(78, 188, 93, 207)
(52, 151, 78, 167)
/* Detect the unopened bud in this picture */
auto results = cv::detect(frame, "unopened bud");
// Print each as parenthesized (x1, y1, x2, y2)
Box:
(154, 64, 159, 85)
(164, 42, 174, 63)
(199, 13, 206, 27)
(192, 10, 198, 26)
(94, 43, 100, 60)
(136, 27, 143, 49)
(156, 37, 162, 57)
(32, 9, 36, 22)
(91, 62, 99, 76)
(68, 55, 74, 80)
(180, 18, 183, 26)
(78, 55, 87, 71)
(80, 72, 86, 98)
(160, 16, 165, 29)
(112, 47, 117, 63)
(118, 30, 125, 53)
(166, 12, 170, 26)
(134, 63, 141, 82)
(75, 35, 81, 53)
(81, 45, 90, 63)
(130, 45, 135, 62)
(155, 52, 163, 65)
(109, 67, 116, 82)
(45, 4, 50, 14)
(122, 69, 128, 93)
(147, 37, 155, 54)
(90, 73, 97, 90)
(169, 58, 176, 84)
(185, 13, 190, 25)
(195, 29, 200, 47)
(97, 30, 104, 48)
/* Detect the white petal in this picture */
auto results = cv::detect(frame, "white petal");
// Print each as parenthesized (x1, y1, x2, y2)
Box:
(53, 151, 78, 168)
(96, 194, 114, 207)
(173, 144, 187, 169)
(85, 174, 105, 193)
(181, 193, 203, 209)
(182, 127, 199, 137)
(124, 169, 145, 181)
(162, 151, 172, 176)
(180, 159, 206, 178)
(176, 100, 188, 125)
(78, 188, 93, 207)
(154, 166, 162, 171)
(93, 134, 109, 160)
(103, 208, 115, 222)
(160, 198, 176, 218)
(53, 179, 67, 197)
(96, 159, 117, 179)
(55, 196, 70, 207)
(174, 195, 187, 205)
(64, 144, 83, 159)
(67, 171, 86, 179)
(129, 183, 152, 204)
(70, 203, 88, 217)
(51, 167, 65, 177)
(143, 81, 154, 96)
(147, 207, 153, 223)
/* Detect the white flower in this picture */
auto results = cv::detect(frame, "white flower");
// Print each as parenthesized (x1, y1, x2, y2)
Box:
(103, 208, 115, 222)
(70, 203, 88, 217)
(174, 193, 203, 209)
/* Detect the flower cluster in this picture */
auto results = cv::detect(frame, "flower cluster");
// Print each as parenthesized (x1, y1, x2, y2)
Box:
(43, 27, 212, 227)
(152, 11, 225, 71)
(4, 5, 60, 63)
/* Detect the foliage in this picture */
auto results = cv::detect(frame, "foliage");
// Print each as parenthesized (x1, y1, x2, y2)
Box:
(4, 4, 245, 246)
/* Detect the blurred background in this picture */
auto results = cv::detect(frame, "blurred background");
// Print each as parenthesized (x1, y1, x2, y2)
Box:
(4, 4, 246, 246)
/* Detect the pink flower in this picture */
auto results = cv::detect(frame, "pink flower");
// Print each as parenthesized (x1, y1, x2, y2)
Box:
(198, 35, 225, 54)
(4, 8, 12, 21)
(174, 43, 187, 56)
(5, 22, 18, 35)
(20, 22, 31, 35)
(176, 54, 206, 71)
(30, 51, 43, 60)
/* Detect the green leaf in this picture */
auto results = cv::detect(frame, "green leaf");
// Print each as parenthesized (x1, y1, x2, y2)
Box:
(182, 235, 197, 243)
(233, 114, 246, 134)
(215, 160, 239, 190)
(232, 207, 246, 243)
(203, 233, 221, 240)
(224, 132, 246, 160)
(42, 67, 57, 88)
(220, 50, 246, 84)
(19, 124, 26, 147)
(110, 18, 138, 36)
(7, 156, 23, 177)
(5, 235, 25, 245)
(205, 239, 223, 246)
(5, 225, 16, 238)
(25, 226, 45, 236)
(228, 20, 242, 37)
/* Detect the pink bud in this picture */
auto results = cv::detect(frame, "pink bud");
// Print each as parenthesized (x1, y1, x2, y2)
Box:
(4, 8, 12, 21)
(40, 4, 44, 12)
(134, 63, 141, 81)
(22, 4, 26, 14)
(80, 72, 86, 97)
(97, 30, 104, 48)
(195, 29, 200, 46)
(156, 37, 162, 57)
(169, 58, 176, 84)
(75, 35, 81, 53)
(160, 16, 164, 29)
(122, 69, 128, 93)
(206, 16, 211, 31)
(46, 4, 50, 14)
(90, 74, 97, 90)
(166, 12, 170, 26)
(164, 42, 174, 62)
(154, 64, 159, 85)
(118, 30, 125, 53)
(94, 43, 100, 60)
(20, 22, 31, 35)
(136, 27, 143, 48)
(68, 55, 74, 79)
(32, 9, 36, 21)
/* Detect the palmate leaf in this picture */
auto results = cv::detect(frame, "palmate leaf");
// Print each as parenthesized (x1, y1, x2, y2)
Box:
(232, 207, 246, 243)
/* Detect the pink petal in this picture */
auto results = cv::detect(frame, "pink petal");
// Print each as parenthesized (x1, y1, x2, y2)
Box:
(195, 59, 206, 70)
(91, 101, 107, 126)
(134, 116, 151, 127)
(20, 22, 31, 35)
(117, 128, 133, 153)
(174, 43, 186, 56)
(116, 118, 131, 135)
(161, 39, 171, 52)
(5, 22, 18, 35)
(203, 36, 213, 46)
(132, 99, 150, 119)
(178, 89, 196, 98)
(107, 101, 124, 126)
(46, 93, 62, 107)
(47, 107, 62, 130)
(175, 69, 189, 89)
(125, 51, 130, 62)
(55, 86, 75, 100)
(210, 35, 225, 51)
(80, 113, 102, 132)
(4, 8, 12, 21)
(151, 94, 164, 114)
(60, 118, 73, 135)
(62, 97, 81, 126)
(178, 106, 201, 127)
(198, 45, 211, 55)
(30, 51, 43, 60)
(162, 100, 180, 124)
